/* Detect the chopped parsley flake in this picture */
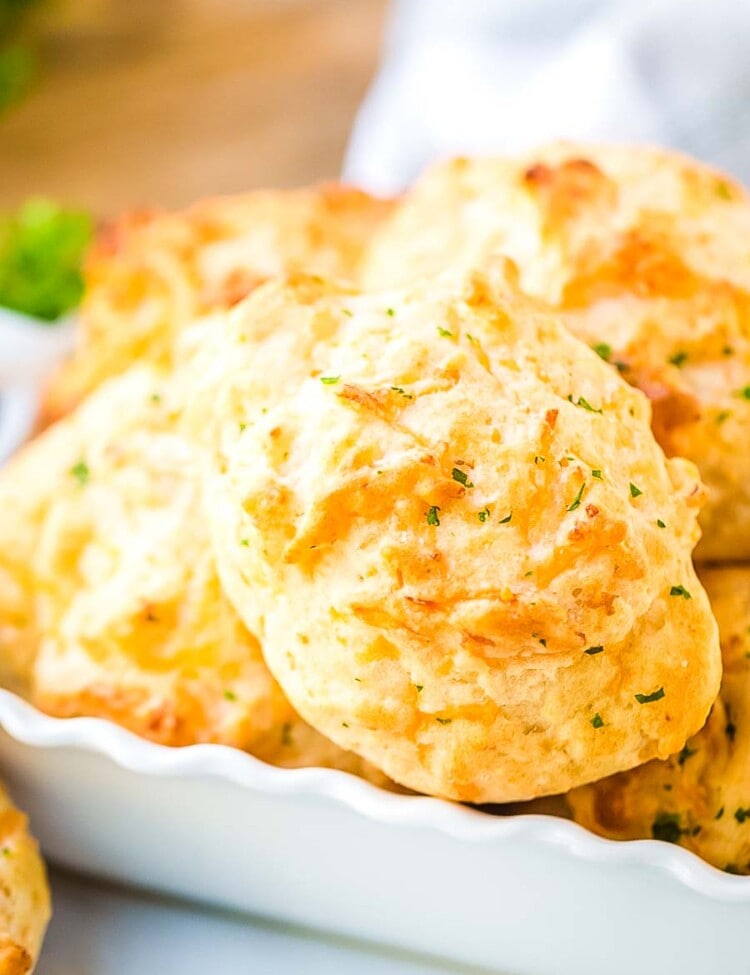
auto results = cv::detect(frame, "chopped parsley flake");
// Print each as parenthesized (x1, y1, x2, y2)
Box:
(435, 717, 452, 725)
(652, 812, 686, 844)
(386, 308, 395, 316)
(629, 482, 643, 498)
(635, 687, 665, 704)
(223, 690, 237, 701)
(499, 511, 512, 524)
(415, 684, 424, 693)
(437, 326, 453, 338)
(466, 333, 479, 345)
(70, 460, 89, 486)
(735, 808, 750, 824)
(716, 181, 733, 200)
(590, 713, 604, 728)
(584, 645, 604, 656)
(735, 386, 750, 400)
(593, 343, 612, 361)
(390, 386, 413, 399)
(567, 482, 586, 512)
(670, 585, 692, 599)
(478, 507, 490, 523)
(320, 376, 340, 385)
(591, 469, 603, 479)
(342, 308, 353, 317)
(342, 721, 349, 728)
(240, 539, 249, 546)
(239, 422, 247, 432)
(426, 505, 441, 526)
(668, 351, 688, 367)
(534, 455, 545, 465)
(151, 393, 161, 403)
(677, 745, 696, 766)
(657, 519, 666, 528)
(568, 394, 603, 414)
(452, 467, 474, 488)
(717, 410, 731, 425)
(538, 637, 547, 647)
(722, 345, 734, 357)
(716, 807, 725, 820)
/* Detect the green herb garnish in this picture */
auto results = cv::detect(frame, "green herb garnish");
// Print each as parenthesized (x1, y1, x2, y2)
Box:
(584, 646, 604, 656)
(652, 812, 686, 844)
(670, 585, 692, 599)
(567, 482, 586, 512)
(677, 745, 696, 766)
(735, 808, 750, 824)
(635, 687, 665, 704)
(629, 482, 643, 498)
(478, 507, 490, 523)
(452, 467, 474, 488)
(320, 376, 340, 385)
(499, 511, 512, 524)
(590, 713, 604, 729)
(426, 505, 441, 526)
(435, 717, 452, 725)
(223, 690, 237, 701)
(592, 343, 612, 361)
(591, 469, 603, 479)
(437, 326, 453, 337)
(657, 519, 666, 528)
(0, 198, 92, 320)
(69, 460, 89, 487)
(568, 394, 603, 414)
(668, 351, 688, 367)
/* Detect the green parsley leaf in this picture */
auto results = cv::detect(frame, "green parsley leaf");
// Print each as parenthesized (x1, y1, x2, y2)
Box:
(677, 745, 696, 766)
(534, 455, 545, 465)
(735, 386, 750, 400)
(342, 308, 353, 317)
(584, 645, 604, 656)
(386, 308, 395, 316)
(635, 687, 665, 704)
(668, 351, 688, 367)
(437, 326, 453, 338)
(342, 721, 349, 728)
(722, 345, 734, 357)
(426, 505, 441, 526)
(590, 713, 604, 728)
(657, 519, 666, 528)
(567, 482, 586, 512)
(320, 376, 340, 385)
(69, 460, 89, 487)
(670, 585, 692, 599)
(223, 689, 237, 701)
(390, 386, 413, 399)
(715, 806, 725, 820)
(568, 394, 603, 414)
(435, 717, 452, 725)
(0, 198, 92, 320)
(591, 469, 603, 479)
(652, 812, 686, 844)
(592, 342, 612, 361)
(240, 539, 249, 547)
(716, 410, 731, 425)
(716, 181, 733, 200)
(735, 807, 750, 824)
(452, 467, 474, 488)
(499, 511, 512, 524)
(415, 684, 423, 693)
(629, 482, 643, 498)
(478, 507, 490, 523)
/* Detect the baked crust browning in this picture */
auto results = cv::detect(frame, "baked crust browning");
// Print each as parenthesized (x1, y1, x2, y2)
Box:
(206, 264, 720, 802)
(363, 144, 750, 559)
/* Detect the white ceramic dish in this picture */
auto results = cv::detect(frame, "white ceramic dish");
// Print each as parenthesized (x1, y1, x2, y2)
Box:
(1, 310, 749, 975)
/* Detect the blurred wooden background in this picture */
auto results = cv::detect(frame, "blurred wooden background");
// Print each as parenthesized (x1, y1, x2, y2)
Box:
(0, 0, 388, 214)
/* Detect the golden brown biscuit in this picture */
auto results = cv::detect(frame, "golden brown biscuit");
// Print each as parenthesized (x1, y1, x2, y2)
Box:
(205, 264, 720, 803)
(42, 185, 393, 422)
(568, 565, 750, 874)
(0, 784, 50, 973)
(0, 365, 390, 784)
(363, 144, 750, 560)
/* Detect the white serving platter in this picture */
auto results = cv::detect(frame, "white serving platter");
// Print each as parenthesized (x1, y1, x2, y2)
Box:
(1, 308, 749, 975)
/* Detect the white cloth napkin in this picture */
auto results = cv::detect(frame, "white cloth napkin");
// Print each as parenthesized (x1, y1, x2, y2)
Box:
(345, 0, 750, 193)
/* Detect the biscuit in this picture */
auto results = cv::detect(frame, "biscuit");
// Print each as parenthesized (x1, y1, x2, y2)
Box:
(0, 365, 389, 784)
(0, 784, 50, 974)
(205, 265, 720, 803)
(42, 185, 393, 421)
(363, 144, 750, 560)
(568, 564, 750, 874)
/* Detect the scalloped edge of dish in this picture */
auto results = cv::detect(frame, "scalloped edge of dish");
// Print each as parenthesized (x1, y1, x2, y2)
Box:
(0, 687, 747, 902)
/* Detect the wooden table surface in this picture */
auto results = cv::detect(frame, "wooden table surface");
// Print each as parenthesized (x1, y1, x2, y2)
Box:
(0, 0, 388, 215)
